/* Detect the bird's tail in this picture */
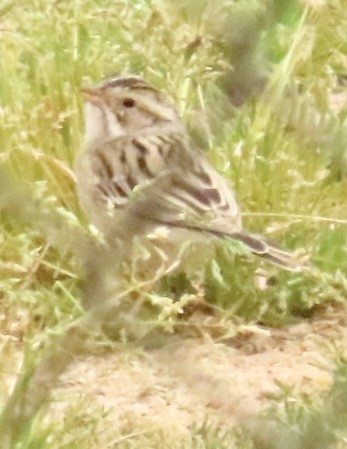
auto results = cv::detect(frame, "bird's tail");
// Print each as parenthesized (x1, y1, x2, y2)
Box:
(229, 232, 304, 271)
(149, 219, 305, 271)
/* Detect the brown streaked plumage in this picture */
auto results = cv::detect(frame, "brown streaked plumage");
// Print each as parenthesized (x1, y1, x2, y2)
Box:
(75, 75, 302, 270)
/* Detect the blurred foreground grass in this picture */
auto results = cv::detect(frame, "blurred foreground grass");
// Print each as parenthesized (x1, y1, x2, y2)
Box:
(1, 0, 347, 447)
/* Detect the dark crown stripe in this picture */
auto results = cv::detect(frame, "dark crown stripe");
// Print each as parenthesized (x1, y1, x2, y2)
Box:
(103, 76, 154, 90)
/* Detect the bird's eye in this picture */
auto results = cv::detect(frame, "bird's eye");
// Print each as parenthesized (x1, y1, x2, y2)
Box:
(122, 98, 136, 108)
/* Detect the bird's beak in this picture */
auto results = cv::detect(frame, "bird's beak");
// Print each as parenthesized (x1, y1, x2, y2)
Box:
(81, 87, 103, 104)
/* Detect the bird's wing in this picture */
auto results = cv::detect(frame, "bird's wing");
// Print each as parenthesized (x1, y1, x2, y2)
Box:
(120, 133, 243, 234)
(88, 134, 302, 270)
(91, 132, 241, 232)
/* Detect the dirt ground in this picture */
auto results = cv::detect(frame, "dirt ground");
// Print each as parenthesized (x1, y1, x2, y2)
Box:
(52, 303, 347, 435)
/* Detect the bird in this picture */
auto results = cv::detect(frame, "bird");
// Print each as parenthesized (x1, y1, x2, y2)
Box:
(75, 74, 301, 276)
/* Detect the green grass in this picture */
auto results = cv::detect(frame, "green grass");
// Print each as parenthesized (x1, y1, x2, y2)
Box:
(1, 0, 347, 447)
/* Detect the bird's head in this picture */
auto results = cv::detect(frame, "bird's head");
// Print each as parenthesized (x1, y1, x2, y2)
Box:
(82, 75, 179, 144)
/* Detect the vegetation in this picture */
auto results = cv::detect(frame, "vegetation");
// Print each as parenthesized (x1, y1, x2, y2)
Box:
(1, 0, 347, 447)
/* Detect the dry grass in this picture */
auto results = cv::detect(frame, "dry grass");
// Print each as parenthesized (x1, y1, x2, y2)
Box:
(1, 0, 347, 448)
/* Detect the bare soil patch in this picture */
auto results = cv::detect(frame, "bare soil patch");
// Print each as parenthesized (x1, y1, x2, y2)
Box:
(52, 303, 347, 434)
